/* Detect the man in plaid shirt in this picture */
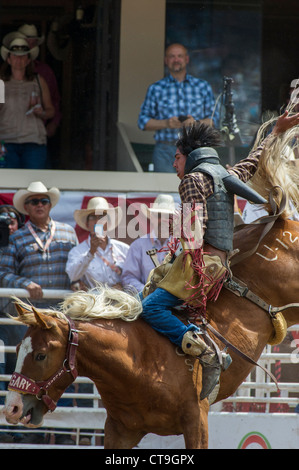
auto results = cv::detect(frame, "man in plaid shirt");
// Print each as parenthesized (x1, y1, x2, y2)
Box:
(141, 112, 299, 399)
(138, 43, 219, 173)
(0, 181, 78, 308)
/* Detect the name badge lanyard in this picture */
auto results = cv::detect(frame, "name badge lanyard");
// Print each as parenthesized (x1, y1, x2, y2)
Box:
(27, 221, 56, 260)
(93, 243, 122, 276)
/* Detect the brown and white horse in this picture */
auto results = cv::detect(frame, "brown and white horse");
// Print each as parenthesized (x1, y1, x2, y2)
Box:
(2, 218, 299, 448)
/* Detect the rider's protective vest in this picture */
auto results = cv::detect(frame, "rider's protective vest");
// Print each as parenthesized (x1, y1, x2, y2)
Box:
(185, 146, 266, 252)
(189, 160, 234, 252)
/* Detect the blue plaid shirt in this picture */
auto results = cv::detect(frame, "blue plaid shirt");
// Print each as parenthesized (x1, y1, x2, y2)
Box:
(138, 74, 219, 142)
(0, 219, 78, 290)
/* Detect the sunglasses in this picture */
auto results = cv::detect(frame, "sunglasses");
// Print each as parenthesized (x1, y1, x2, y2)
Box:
(0, 211, 17, 219)
(25, 198, 51, 206)
(87, 211, 108, 222)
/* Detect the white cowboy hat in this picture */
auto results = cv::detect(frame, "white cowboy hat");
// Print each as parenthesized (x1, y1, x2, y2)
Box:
(140, 194, 176, 219)
(74, 197, 123, 232)
(18, 24, 45, 46)
(1, 37, 39, 62)
(2, 31, 27, 48)
(13, 181, 60, 215)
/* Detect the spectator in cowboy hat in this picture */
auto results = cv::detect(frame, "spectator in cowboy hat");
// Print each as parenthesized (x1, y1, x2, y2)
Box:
(16, 24, 62, 144)
(121, 194, 176, 292)
(66, 197, 129, 291)
(0, 182, 78, 444)
(0, 181, 77, 303)
(0, 35, 55, 169)
(18, 24, 45, 45)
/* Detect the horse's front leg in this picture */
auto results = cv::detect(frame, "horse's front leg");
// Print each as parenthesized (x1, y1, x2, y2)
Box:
(104, 415, 145, 449)
(181, 399, 209, 449)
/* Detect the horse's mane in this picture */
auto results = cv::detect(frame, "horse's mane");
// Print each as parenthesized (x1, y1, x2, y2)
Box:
(11, 297, 67, 325)
(11, 284, 143, 326)
(248, 106, 299, 219)
(61, 285, 142, 322)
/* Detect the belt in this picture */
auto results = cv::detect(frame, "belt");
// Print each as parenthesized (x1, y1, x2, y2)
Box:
(157, 141, 177, 146)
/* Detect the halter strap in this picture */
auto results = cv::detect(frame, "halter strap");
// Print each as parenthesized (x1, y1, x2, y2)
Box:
(8, 318, 78, 412)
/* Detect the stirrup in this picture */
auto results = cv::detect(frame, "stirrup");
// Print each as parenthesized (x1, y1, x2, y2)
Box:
(181, 331, 217, 366)
(221, 351, 232, 370)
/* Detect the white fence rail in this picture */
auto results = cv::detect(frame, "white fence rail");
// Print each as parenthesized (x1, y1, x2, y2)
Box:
(0, 288, 298, 448)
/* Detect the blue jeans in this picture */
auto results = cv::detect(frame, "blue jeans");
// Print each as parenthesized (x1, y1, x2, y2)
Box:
(141, 288, 197, 346)
(153, 143, 177, 173)
(4, 143, 47, 169)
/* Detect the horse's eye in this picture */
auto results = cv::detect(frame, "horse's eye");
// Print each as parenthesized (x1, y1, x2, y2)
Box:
(35, 353, 46, 361)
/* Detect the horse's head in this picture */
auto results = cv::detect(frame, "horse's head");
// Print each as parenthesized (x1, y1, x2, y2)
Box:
(3, 301, 78, 428)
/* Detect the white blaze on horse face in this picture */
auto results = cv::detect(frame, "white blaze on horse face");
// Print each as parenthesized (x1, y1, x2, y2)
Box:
(15, 337, 33, 373)
(3, 337, 33, 423)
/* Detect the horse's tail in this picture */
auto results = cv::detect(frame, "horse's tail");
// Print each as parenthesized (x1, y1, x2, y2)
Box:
(60, 284, 143, 322)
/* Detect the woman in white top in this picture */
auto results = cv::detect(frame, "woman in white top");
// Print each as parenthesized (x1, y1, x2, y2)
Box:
(66, 197, 129, 290)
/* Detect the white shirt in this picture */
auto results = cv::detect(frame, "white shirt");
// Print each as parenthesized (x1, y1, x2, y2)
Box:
(66, 236, 129, 288)
(121, 232, 171, 291)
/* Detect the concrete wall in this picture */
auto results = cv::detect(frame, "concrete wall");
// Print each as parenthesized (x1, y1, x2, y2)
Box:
(118, 0, 166, 144)
(0, 169, 178, 192)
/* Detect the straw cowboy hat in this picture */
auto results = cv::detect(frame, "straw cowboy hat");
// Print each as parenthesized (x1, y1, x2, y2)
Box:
(1, 37, 39, 62)
(46, 15, 72, 61)
(13, 181, 60, 215)
(18, 24, 45, 46)
(74, 197, 123, 232)
(2, 31, 27, 48)
(140, 194, 176, 219)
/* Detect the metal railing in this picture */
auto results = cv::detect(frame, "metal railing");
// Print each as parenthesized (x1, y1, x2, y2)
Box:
(0, 288, 298, 447)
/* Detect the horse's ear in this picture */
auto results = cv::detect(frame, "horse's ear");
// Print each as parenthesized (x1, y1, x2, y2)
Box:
(32, 307, 54, 330)
(15, 302, 28, 317)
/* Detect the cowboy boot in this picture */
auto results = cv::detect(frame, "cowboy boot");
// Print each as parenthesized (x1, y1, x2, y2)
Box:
(200, 363, 222, 400)
(181, 330, 218, 366)
(181, 330, 223, 401)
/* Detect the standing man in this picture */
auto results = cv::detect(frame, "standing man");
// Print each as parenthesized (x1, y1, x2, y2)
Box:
(138, 43, 219, 172)
(0, 181, 77, 306)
